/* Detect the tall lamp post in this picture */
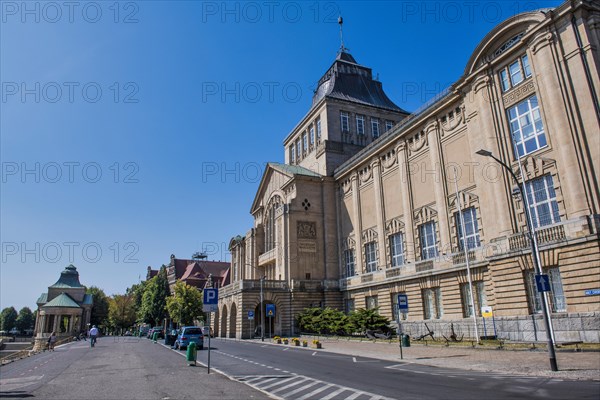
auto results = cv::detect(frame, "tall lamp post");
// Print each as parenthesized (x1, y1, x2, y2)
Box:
(475, 149, 558, 371)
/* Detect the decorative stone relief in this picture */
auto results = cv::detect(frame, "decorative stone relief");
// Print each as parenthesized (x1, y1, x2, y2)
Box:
(359, 165, 372, 184)
(385, 217, 405, 234)
(440, 106, 466, 134)
(381, 149, 397, 171)
(448, 189, 479, 211)
(502, 80, 535, 108)
(407, 130, 428, 155)
(297, 221, 317, 239)
(343, 236, 355, 250)
(361, 227, 378, 243)
(413, 205, 438, 225)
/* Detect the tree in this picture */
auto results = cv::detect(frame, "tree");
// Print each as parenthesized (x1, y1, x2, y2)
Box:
(140, 266, 170, 326)
(347, 308, 391, 334)
(16, 307, 34, 333)
(166, 282, 204, 326)
(108, 294, 137, 333)
(87, 286, 109, 328)
(126, 281, 147, 321)
(0, 307, 18, 332)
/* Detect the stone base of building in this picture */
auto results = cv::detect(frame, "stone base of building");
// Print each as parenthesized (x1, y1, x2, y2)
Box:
(397, 312, 600, 343)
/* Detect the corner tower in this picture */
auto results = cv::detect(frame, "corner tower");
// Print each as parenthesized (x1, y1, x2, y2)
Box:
(283, 44, 409, 176)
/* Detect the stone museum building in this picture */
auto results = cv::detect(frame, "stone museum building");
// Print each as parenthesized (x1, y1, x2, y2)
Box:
(217, 0, 600, 342)
(32, 265, 93, 350)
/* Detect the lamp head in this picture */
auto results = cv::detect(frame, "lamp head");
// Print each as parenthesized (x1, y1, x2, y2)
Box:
(476, 149, 493, 157)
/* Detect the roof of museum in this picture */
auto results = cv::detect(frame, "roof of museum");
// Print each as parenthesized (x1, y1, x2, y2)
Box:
(42, 293, 81, 308)
(311, 49, 407, 113)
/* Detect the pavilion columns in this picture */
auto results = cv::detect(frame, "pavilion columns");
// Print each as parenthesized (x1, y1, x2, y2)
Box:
(371, 159, 387, 269)
(351, 173, 364, 273)
(396, 142, 415, 263)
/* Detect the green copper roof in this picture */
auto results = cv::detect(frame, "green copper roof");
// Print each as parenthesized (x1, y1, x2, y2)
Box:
(37, 293, 48, 304)
(42, 293, 81, 308)
(49, 264, 84, 289)
(268, 162, 322, 178)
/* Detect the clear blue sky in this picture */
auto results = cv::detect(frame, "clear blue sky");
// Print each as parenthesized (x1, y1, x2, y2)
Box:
(1, 1, 561, 311)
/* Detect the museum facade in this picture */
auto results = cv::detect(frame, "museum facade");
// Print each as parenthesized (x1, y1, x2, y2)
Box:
(216, 0, 600, 342)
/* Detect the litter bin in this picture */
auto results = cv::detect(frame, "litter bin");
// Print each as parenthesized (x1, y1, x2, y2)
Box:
(152, 331, 159, 343)
(401, 334, 410, 347)
(186, 342, 197, 366)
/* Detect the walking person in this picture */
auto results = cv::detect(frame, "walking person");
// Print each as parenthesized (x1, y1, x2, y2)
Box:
(48, 332, 57, 351)
(89, 325, 99, 347)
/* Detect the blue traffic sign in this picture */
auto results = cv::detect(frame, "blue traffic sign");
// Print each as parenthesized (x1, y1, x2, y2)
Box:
(535, 274, 551, 293)
(397, 294, 409, 311)
(203, 288, 219, 312)
(248, 311, 255, 320)
(585, 289, 600, 296)
(266, 304, 276, 317)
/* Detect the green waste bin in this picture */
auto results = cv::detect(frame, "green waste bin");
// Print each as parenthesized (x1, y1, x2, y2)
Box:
(186, 342, 197, 366)
(152, 331, 159, 342)
(401, 334, 410, 347)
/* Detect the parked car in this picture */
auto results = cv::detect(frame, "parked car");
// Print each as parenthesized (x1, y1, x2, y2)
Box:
(147, 327, 164, 339)
(8, 328, 20, 336)
(202, 326, 213, 338)
(174, 326, 204, 350)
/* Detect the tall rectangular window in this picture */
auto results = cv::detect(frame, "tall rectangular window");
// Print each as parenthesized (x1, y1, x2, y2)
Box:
(341, 111, 349, 132)
(500, 69, 510, 92)
(309, 126, 315, 145)
(295, 140, 301, 160)
(290, 146, 295, 164)
(344, 249, 355, 277)
(356, 115, 365, 135)
(302, 132, 308, 153)
(455, 207, 481, 251)
(508, 95, 546, 157)
(422, 288, 442, 319)
(316, 118, 322, 141)
(389, 233, 404, 267)
(419, 222, 438, 260)
(385, 120, 394, 132)
(345, 298, 355, 314)
(460, 281, 487, 317)
(371, 118, 380, 138)
(526, 267, 566, 313)
(366, 295, 378, 310)
(365, 241, 378, 272)
(525, 175, 560, 228)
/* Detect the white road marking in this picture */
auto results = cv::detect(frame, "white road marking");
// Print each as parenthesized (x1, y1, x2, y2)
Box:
(296, 383, 334, 400)
(320, 387, 348, 399)
(344, 392, 363, 400)
(279, 380, 320, 397)
(270, 378, 310, 394)
(312, 352, 317, 356)
(259, 377, 295, 390)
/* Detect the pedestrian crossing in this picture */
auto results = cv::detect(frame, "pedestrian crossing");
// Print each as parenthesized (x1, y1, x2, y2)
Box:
(235, 374, 396, 400)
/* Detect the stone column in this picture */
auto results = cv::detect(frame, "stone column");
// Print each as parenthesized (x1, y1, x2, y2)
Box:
(426, 120, 451, 254)
(52, 314, 59, 333)
(371, 159, 387, 269)
(467, 74, 513, 238)
(397, 142, 415, 263)
(530, 32, 589, 218)
(351, 173, 364, 273)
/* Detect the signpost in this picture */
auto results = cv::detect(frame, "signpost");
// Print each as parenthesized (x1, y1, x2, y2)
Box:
(203, 288, 218, 374)
(481, 306, 497, 339)
(248, 311, 255, 320)
(536, 274, 551, 293)
(266, 304, 275, 339)
(397, 294, 408, 359)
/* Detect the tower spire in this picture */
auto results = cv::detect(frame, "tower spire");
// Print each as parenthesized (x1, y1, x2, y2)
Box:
(338, 15, 345, 52)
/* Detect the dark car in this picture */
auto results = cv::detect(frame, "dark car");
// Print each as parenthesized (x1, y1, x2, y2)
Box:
(174, 326, 204, 350)
(147, 327, 164, 339)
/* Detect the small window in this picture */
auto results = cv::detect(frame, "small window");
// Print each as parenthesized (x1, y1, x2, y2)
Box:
(302, 132, 308, 152)
(385, 120, 394, 132)
(356, 115, 365, 135)
(341, 111, 349, 132)
(392, 292, 408, 321)
(509, 60, 523, 86)
(316, 118, 322, 141)
(499, 53, 532, 92)
(309, 126, 315, 145)
(526, 267, 566, 313)
(305, 273, 311, 280)
(296, 139, 302, 159)
(290, 146, 295, 164)
(422, 287, 443, 319)
(460, 281, 487, 317)
(345, 298, 355, 314)
(366, 295, 378, 310)
(371, 118, 380, 138)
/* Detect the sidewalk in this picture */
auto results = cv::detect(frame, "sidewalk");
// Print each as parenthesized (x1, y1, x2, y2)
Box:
(302, 337, 600, 381)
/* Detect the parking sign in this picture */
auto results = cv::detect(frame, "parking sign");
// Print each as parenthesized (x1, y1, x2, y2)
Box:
(397, 294, 408, 311)
(203, 288, 218, 312)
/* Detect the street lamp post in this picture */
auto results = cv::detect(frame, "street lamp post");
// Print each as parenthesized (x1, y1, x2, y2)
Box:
(259, 274, 265, 342)
(476, 149, 558, 371)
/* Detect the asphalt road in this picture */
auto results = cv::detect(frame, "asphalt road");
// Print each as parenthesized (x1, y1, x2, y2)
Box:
(186, 338, 600, 400)
(0, 336, 269, 400)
